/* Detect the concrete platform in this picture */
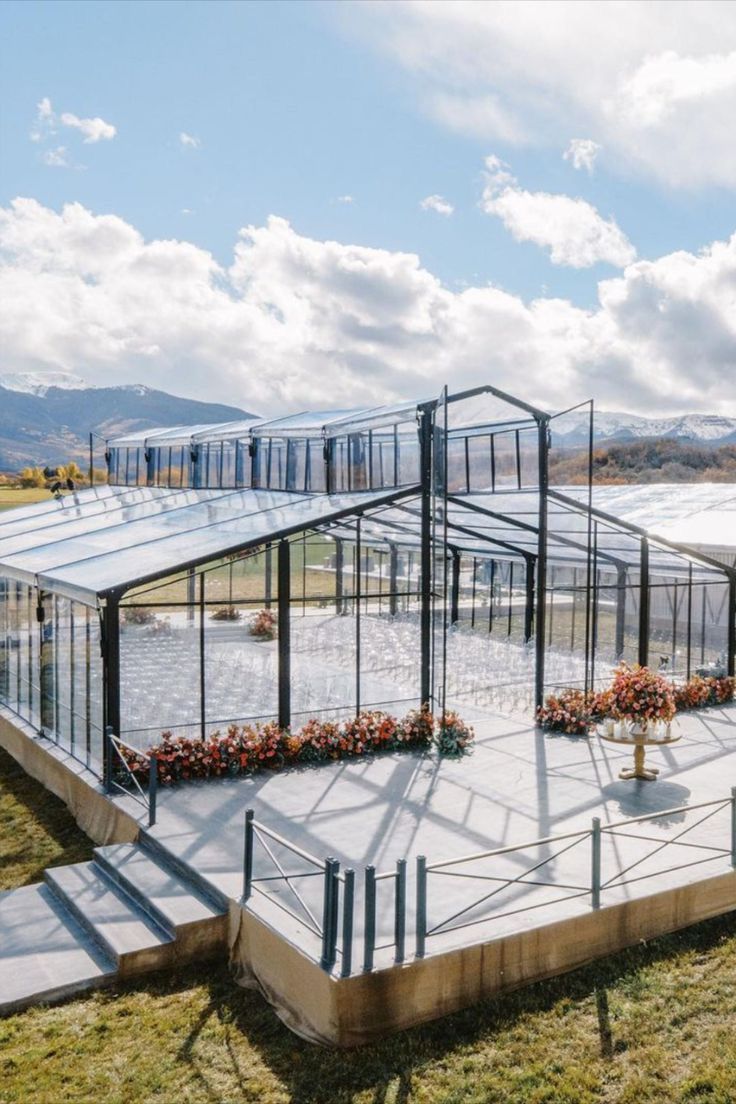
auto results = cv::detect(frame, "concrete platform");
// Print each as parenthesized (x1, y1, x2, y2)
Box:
(140, 702, 736, 967)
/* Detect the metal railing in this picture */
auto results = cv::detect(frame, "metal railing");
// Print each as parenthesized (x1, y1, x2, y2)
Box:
(241, 793, 736, 976)
(417, 792, 736, 956)
(104, 725, 158, 827)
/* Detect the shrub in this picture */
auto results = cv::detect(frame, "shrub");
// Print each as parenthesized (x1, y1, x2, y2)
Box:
(436, 711, 475, 755)
(249, 608, 277, 640)
(210, 605, 241, 622)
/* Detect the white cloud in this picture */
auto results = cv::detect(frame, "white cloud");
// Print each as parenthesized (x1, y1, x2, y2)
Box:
(344, 1, 736, 188)
(30, 97, 55, 142)
(481, 156, 635, 268)
(179, 132, 201, 149)
(59, 111, 116, 143)
(336, 195, 354, 204)
(563, 138, 601, 173)
(31, 98, 115, 147)
(2, 197, 736, 416)
(41, 147, 71, 169)
(420, 194, 454, 216)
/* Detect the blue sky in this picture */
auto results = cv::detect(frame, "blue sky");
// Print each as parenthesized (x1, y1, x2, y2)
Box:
(2, 1, 736, 416)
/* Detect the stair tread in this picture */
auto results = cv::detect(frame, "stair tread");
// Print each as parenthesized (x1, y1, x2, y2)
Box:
(0, 884, 115, 1011)
(45, 862, 173, 958)
(95, 843, 225, 928)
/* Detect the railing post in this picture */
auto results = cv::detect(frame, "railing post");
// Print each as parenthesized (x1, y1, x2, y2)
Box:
(416, 855, 427, 959)
(363, 865, 376, 972)
(591, 817, 601, 909)
(242, 809, 254, 902)
(104, 725, 114, 794)
(731, 789, 736, 868)
(320, 856, 339, 972)
(394, 858, 407, 964)
(147, 752, 158, 828)
(340, 869, 355, 978)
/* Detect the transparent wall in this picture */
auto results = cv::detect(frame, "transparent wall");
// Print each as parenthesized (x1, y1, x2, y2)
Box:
(0, 580, 103, 772)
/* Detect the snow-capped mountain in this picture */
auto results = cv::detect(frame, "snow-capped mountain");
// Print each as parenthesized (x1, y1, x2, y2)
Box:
(0, 374, 256, 470)
(0, 371, 90, 396)
(552, 410, 736, 447)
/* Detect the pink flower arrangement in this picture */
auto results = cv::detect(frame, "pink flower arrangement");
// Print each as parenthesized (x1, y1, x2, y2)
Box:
(249, 608, 277, 640)
(121, 705, 471, 786)
(609, 663, 676, 726)
(537, 688, 613, 735)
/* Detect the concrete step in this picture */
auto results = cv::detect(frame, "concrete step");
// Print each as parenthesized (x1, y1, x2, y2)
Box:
(138, 828, 232, 912)
(44, 862, 175, 978)
(0, 883, 116, 1015)
(94, 843, 228, 959)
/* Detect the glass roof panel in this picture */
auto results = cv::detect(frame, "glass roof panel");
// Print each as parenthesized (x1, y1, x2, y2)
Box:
(251, 409, 367, 438)
(0, 486, 409, 603)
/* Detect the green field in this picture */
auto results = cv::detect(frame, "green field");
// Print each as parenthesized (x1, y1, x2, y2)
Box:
(3, 745, 736, 1102)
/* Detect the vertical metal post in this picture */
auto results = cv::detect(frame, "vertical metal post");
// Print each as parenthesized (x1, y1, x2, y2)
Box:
(363, 865, 376, 972)
(264, 543, 273, 609)
(340, 869, 355, 977)
(147, 753, 158, 827)
(335, 537, 344, 615)
(615, 564, 627, 661)
(728, 576, 736, 678)
(416, 855, 427, 959)
(389, 543, 398, 616)
(639, 538, 650, 668)
(104, 724, 114, 794)
(731, 789, 736, 868)
(450, 549, 461, 625)
(186, 567, 195, 623)
(591, 522, 599, 691)
(356, 519, 362, 715)
(686, 563, 693, 679)
(419, 407, 433, 707)
(88, 432, 94, 487)
(591, 817, 601, 909)
(319, 857, 340, 973)
(394, 858, 407, 964)
(278, 540, 291, 729)
(524, 557, 535, 643)
(102, 597, 120, 790)
(243, 809, 254, 900)
(199, 573, 206, 739)
(534, 418, 549, 708)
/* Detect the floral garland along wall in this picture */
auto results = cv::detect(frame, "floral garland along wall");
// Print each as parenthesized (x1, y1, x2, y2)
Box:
(122, 707, 475, 786)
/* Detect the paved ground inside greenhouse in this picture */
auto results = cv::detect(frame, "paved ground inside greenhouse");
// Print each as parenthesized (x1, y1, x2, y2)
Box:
(126, 702, 736, 967)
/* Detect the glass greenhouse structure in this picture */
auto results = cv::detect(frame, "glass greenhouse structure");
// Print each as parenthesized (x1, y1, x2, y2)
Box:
(1, 385, 734, 783)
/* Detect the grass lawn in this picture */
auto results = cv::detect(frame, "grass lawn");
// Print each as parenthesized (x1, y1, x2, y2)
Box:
(3, 748, 736, 1102)
(0, 488, 53, 512)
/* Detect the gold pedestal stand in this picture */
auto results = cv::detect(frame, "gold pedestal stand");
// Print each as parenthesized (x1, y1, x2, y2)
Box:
(598, 722, 680, 781)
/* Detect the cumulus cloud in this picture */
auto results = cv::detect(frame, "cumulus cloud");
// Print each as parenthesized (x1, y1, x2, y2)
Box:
(420, 194, 454, 216)
(563, 138, 601, 173)
(31, 97, 115, 153)
(344, 1, 736, 188)
(2, 197, 736, 416)
(59, 111, 116, 143)
(41, 147, 71, 169)
(179, 131, 200, 149)
(481, 156, 635, 268)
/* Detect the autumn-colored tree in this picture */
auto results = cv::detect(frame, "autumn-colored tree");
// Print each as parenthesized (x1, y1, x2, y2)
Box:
(18, 466, 46, 488)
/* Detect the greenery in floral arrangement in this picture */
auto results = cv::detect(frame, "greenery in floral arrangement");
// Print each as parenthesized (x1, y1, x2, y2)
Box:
(122, 706, 471, 785)
(436, 710, 475, 755)
(249, 608, 277, 640)
(210, 605, 242, 622)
